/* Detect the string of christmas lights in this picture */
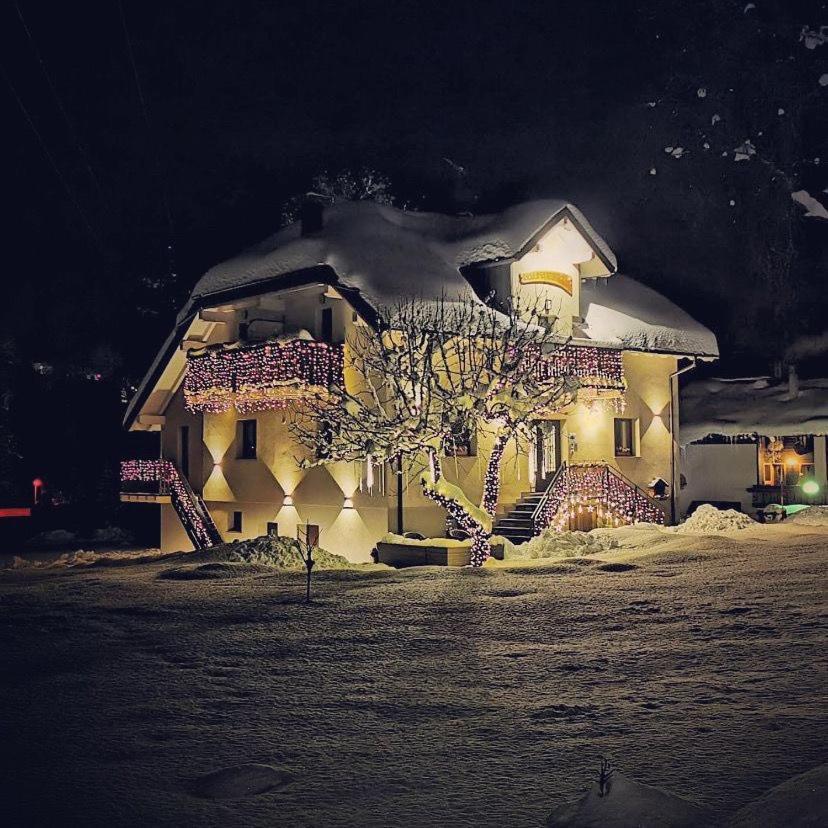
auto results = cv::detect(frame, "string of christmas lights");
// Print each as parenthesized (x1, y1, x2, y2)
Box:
(534, 462, 665, 533)
(421, 455, 490, 567)
(184, 340, 344, 414)
(533, 345, 626, 391)
(482, 433, 509, 516)
(121, 459, 220, 549)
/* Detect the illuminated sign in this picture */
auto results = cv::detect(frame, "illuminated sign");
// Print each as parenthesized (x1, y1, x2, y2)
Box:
(519, 270, 573, 294)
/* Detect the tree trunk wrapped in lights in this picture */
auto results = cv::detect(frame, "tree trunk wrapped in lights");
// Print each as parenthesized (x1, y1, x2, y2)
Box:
(481, 432, 510, 517)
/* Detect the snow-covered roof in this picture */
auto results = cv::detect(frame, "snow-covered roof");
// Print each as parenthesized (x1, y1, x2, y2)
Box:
(579, 275, 719, 358)
(681, 377, 828, 444)
(125, 198, 716, 428)
(188, 199, 616, 315)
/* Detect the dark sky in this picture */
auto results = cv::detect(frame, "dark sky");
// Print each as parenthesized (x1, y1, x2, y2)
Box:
(3, 0, 826, 377)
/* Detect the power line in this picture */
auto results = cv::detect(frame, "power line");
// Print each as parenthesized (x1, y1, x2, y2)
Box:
(14, 0, 108, 207)
(116, 0, 176, 280)
(1, 61, 105, 256)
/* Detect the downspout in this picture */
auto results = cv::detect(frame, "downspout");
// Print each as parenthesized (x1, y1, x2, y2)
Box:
(396, 453, 404, 534)
(669, 357, 697, 524)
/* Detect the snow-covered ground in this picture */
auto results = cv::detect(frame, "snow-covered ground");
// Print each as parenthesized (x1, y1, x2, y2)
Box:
(1, 522, 826, 826)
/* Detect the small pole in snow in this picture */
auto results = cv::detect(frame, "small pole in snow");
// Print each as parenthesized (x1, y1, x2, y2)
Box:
(298, 527, 315, 602)
(304, 546, 315, 602)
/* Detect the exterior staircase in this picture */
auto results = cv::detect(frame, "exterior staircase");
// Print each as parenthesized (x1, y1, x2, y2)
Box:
(494, 462, 666, 544)
(493, 491, 546, 544)
(120, 459, 223, 550)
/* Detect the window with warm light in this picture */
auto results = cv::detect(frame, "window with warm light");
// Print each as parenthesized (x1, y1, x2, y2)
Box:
(614, 418, 638, 457)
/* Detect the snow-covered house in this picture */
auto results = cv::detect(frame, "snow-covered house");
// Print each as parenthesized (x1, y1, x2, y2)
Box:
(680, 376, 828, 515)
(122, 199, 718, 560)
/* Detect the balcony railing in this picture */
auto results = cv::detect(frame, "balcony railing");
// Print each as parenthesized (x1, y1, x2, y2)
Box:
(183, 339, 345, 414)
(534, 345, 625, 391)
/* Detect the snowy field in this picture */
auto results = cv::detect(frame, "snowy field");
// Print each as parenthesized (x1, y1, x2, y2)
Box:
(1, 522, 826, 826)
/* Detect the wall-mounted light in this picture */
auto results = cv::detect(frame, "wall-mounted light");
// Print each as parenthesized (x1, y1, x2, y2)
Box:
(283, 494, 294, 507)
(343, 497, 354, 509)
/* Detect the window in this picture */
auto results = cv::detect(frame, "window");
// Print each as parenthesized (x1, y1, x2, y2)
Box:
(229, 511, 243, 532)
(361, 458, 387, 495)
(299, 524, 319, 547)
(179, 425, 190, 477)
(238, 419, 257, 459)
(614, 418, 638, 457)
(320, 307, 333, 343)
(267, 522, 279, 537)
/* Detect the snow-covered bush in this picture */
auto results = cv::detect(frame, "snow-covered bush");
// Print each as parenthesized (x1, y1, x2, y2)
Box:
(220, 535, 351, 569)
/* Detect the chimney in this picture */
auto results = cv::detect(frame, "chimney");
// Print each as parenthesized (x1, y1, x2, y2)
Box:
(300, 192, 330, 236)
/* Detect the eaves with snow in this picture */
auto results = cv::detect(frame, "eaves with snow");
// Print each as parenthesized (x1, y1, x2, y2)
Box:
(681, 377, 828, 444)
(126, 199, 718, 427)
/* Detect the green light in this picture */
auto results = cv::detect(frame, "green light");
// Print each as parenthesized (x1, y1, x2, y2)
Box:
(802, 480, 820, 496)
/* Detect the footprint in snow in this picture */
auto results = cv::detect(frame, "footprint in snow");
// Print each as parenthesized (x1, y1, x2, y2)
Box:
(190, 763, 292, 799)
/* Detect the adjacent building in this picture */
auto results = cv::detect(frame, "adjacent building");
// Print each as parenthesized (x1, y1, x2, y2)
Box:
(680, 376, 828, 515)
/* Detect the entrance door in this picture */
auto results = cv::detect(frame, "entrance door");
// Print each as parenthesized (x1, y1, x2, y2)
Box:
(534, 421, 562, 491)
(572, 508, 598, 532)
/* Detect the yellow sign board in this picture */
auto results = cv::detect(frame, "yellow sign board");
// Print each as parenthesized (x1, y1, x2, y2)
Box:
(519, 270, 573, 294)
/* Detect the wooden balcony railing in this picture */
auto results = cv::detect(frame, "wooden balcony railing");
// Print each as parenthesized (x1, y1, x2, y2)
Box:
(184, 339, 344, 414)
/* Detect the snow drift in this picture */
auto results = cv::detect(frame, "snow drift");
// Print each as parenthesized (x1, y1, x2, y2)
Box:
(545, 772, 716, 827)
(676, 503, 755, 533)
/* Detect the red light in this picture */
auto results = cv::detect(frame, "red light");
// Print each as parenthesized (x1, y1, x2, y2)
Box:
(0, 508, 31, 518)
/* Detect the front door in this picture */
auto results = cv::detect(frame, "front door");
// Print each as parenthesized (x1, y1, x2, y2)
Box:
(534, 421, 562, 491)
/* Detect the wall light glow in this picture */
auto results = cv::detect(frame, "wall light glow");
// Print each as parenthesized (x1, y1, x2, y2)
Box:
(283, 494, 294, 507)
(343, 497, 354, 509)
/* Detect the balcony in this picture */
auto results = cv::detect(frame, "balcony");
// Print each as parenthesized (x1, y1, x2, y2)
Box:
(120, 460, 222, 549)
(534, 345, 625, 392)
(183, 339, 345, 414)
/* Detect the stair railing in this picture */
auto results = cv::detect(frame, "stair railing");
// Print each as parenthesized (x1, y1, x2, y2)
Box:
(531, 462, 568, 534)
(603, 464, 666, 524)
(121, 459, 222, 550)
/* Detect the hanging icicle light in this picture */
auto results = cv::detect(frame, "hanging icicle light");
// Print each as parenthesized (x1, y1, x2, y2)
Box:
(183, 339, 344, 414)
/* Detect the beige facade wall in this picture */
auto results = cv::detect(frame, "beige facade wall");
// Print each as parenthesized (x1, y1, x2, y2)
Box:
(159, 350, 677, 558)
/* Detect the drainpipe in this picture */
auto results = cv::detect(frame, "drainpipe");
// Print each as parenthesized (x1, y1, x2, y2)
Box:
(396, 453, 404, 534)
(669, 357, 698, 524)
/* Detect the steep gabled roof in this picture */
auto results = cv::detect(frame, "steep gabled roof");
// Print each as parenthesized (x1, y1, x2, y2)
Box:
(188, 199, 616, 315)
(125, 199, 715, 429)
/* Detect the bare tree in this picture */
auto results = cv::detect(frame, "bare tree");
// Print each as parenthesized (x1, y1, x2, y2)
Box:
(291, 297, 577, 566)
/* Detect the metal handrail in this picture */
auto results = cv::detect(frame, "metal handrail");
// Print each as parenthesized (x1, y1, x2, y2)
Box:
(530, 460, 666, 532)
(531, 461, 568, 531)
(603, 464, 664, 509)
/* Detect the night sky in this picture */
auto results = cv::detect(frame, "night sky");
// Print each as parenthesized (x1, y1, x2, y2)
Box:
(1, 0, 826, 503)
